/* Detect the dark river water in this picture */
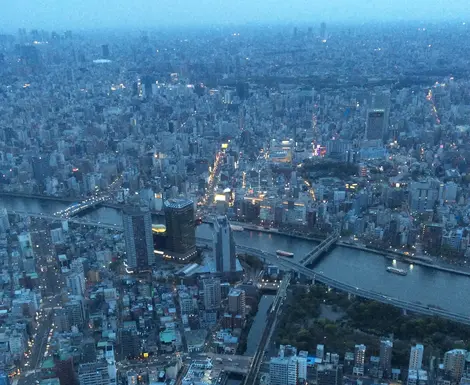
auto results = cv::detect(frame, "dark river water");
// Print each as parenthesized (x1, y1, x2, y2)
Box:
(2, 196, 470, 317)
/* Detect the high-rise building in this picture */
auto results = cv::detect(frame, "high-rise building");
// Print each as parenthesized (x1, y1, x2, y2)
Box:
(379, 339, 393, 377)
(119, 328, 141, 359)
(202, 277, 221, 310)
(31, 155, 52, 182)
(101, 44, 109, 58)
(443, 349, 467, 382)
(228, 288, 245, 318)
(409, 180, 440, 213)
(320, 22, 327, 39)
(409, 344, 424, 371)
(213, 216, 236, 273)
(65, 272, 85, 296)
(64, 295, 86, 330)
(353, 344, 366, 376)
(164, 199, 196, 261)
(123, 206, 154, 269)
(78, 361, 109, 385)
(269, 356, 298, 385)
(365, 109, 386, 141)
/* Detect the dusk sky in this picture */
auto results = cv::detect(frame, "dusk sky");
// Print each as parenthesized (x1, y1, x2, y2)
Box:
(1, 0, 469, 31)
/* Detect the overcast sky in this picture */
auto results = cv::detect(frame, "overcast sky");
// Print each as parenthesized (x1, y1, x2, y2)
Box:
(1, 0, 469, 31)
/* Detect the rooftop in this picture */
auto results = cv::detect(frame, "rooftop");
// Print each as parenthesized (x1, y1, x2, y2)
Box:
(165, 198, 194, 209)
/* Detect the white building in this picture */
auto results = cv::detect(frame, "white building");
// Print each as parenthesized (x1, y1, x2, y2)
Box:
(269, 356, 298, 385)
(353, 344, 366, 376)
(203, 277, 221, 310)
(409, 344, 424, 371)
(444, 349, 467, 382)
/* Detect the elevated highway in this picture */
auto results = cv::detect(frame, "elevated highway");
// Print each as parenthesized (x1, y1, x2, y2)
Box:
(237, 245, 470, 326)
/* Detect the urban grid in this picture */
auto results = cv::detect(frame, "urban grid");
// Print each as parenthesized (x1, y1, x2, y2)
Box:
(1, 12, 470, 385)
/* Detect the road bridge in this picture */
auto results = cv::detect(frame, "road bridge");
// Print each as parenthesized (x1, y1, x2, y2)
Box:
(299, 231, 340, 266)
(237, 245, 470, 326)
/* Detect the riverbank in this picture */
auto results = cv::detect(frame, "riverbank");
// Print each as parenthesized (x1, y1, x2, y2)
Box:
(230, 220, 470, 278)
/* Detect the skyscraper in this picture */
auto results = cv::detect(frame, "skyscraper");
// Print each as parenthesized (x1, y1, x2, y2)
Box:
(379, 339, 393, 377)
(213, 216, 236, 273)
(353, 344, 366, 376)
(365, 109, 386, 141)
(164, 199, 196, 261)
(228, 288, 245, 318)
(123, 206, 154, 269)
(203, 277, 221, 310)
(409, 344, 424, 371)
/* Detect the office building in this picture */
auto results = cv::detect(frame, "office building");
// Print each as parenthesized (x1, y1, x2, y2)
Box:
(101, 44, 109, 58)
(123, 206, 154, 269)
(365, 109, 386, 141)
(409, 344, 424, 371)
(316, 364, 343, 385)
(164, 199, 196, 262)
(213, 215, 236, 273)
(31, 155, 52, 182)
(379, 339, 393, 377)
(119, 328, 141, 359)
(317, 344, 325, 360)
(65, 296, 86, 330)
(443, 349, 467, 382)
(78, 361, 109, 385)
(269, 356, 298, 385)
(202, 277, 221, 310)
(228, 288, 246, 318)
(353, 344, 366, 376)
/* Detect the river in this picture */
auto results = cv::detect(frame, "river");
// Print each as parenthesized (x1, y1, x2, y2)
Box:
(2, 196, 470, 317)
(245, 295, 275, 356)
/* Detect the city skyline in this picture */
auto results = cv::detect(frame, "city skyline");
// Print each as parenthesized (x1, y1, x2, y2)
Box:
(2, 0, 470, 31)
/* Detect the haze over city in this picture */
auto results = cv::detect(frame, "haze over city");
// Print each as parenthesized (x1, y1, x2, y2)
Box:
(2, 0, 470, 30)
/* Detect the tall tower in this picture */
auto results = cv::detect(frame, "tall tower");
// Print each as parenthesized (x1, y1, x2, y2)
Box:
(379, 339, 393, 377)
(123, 207, 154, 269)
(365, 109, 386, 142)
(164, 199, 196, 261)
(213, 216, 236, 273)
(409, 344, 424, 370)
